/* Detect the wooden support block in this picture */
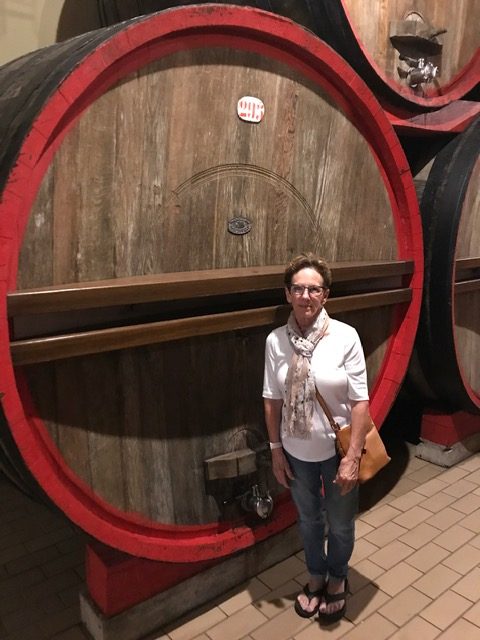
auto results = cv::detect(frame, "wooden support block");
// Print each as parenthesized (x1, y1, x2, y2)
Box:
(204, 448, 257, 480)
(417, 410, 480, 467)
(81, 525, 302, 640)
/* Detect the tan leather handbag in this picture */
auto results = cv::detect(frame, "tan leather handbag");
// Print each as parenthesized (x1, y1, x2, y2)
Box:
(315, 388, 391, 483)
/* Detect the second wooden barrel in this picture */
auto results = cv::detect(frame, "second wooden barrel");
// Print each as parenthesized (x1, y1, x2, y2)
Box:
(0, 5, 422, 560)
(313, 0, 480, 112)
(414, 116, 480, 413)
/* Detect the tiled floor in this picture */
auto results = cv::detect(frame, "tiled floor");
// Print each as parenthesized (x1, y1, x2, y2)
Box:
(2, 442, 480, 639)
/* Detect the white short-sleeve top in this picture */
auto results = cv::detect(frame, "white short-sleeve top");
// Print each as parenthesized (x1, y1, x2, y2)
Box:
(263, 318, 369, 462)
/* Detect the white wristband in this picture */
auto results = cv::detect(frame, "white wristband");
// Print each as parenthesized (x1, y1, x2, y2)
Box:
(269, 441, 283, 450)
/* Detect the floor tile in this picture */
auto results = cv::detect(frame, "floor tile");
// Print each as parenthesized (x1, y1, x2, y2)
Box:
(249, 605, 310, 640)
(393, 506, 432, 530)
(458, 455, 480, 471)
(218, 578, 271, 616)
(434, 525, 476, 552)
(253, 580, 299, 619)
(388, 491, 425, 512)
(379, 587, 432, 626)
(404, 542, 450, 573)
(436, 618, 480, 640)
(414, 478, 449, 498)
(436, 467, 469, 483)
(364, 522, 408, 547)
(408, 466, 444, 483)
(346, 583, 390, 623)
(375, 562, 422, 597)
(468, 532, 480, 550)
(413, 564, 462, 598)
(167, 607, 227, 640)
(419, 492, 457, 514)
(420, 589, 471, 630)
(460, 509, 480, 533)
(424, 507, 465, 531)
(294, 617, 354, 639)
(348, 559, 384, 594)
(349, 538, 379, 565)
(451, 567, 480, 601)
(257, 556, 305, 590)
(339, 612, 396, 639)
(368, 540, 414, 570)
(354, 519, 374, 539)
(441, 543, 480, 575)
(465, 468, 480, 485)
(463, 598, 480, 626)
(387, 615, 440, 640)
(207, 604, 268, 640)
(398, 523, 442, 550)
(451, 493, 480, 514)
(387, 477, 421, 498)
(442, 479, 478, 499)
(359, 504, 402, 528)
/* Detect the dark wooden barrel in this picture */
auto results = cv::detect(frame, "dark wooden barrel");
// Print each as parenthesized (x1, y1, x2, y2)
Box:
(96, 0, 319, 29)
(96, 1, 480, 115)
(0, 5, 422, 561)
(413, 116, 480, 413)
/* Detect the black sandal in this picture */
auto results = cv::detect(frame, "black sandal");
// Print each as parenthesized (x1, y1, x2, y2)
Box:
(318, 579, 348, 624)
(294, 583, 324, 618)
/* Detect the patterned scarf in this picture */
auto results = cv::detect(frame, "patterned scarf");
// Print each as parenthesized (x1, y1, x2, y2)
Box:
(284, 308, 329, 439)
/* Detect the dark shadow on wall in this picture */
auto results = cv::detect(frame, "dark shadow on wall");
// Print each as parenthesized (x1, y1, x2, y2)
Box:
(54, 0, 102, 42)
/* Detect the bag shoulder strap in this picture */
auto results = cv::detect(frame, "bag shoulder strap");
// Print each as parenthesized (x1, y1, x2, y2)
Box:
(314, 387, 340, 433)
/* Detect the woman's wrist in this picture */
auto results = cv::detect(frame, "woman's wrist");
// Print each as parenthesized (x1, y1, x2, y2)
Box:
(269, 441, 283, 450)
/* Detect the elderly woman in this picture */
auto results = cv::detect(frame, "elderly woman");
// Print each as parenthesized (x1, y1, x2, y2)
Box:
(263, 253, 370, 622)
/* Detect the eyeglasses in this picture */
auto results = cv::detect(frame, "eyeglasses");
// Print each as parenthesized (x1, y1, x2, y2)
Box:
(290, 284, 326, 297)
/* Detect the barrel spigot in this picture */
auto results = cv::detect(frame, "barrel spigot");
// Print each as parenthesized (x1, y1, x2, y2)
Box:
(240, 484, 274, 519)
(398, 56, 438, 87)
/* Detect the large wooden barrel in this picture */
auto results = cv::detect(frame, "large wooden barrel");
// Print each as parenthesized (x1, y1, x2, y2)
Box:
(96, 0, 480, 113)
(311, 0, 480, 113)
(413, 116, 480, 413)
(0, 5, 422, 561)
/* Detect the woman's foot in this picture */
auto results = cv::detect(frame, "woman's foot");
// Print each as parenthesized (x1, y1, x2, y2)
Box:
(294, 577, 325, 618)
(318, 578, 348, 623)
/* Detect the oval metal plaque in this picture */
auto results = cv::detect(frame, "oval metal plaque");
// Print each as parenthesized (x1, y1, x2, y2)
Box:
(228, 217, 252, 235)
(237, 96, 265, 123)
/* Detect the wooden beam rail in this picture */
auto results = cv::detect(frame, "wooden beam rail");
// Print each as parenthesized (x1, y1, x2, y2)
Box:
(455, 279, 480, 294)
(10, 288, 411, 365)
(456, 257, 480, 271)
(7, 261, 414, 316)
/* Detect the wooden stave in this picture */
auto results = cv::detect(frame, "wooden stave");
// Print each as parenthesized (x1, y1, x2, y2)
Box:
(416, 116, 480, 413)
(0, 6, 423, 561)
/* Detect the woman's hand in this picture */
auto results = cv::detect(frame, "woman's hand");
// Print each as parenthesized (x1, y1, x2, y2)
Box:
(271, 448, 294, 488)
(334, 455, 359, 495)
(334, 399, 370, 494)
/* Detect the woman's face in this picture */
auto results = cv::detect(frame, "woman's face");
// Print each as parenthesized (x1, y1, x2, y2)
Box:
(285, 267, 329, 330)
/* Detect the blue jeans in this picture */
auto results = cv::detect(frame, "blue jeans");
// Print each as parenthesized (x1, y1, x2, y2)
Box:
(285, 452, 358, 580)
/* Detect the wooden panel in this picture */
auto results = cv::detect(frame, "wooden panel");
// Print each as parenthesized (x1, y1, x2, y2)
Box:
(335, 307, 396, 390)
(343, 0, 479, 88)
(21, 328, 269, 524)
(455, 156, 480, 396)
(19, 47, 395, 289)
